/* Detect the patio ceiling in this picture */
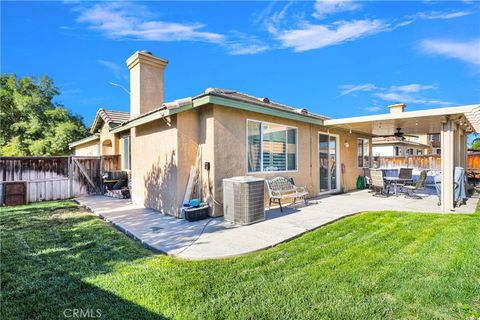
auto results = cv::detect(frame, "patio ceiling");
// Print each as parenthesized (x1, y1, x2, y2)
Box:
(324, 105, 480, 136)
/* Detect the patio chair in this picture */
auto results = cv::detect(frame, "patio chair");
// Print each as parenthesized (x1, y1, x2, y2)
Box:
(403, 170, 428, 199)
(266, 177, 308, 212)
(370, 169, 390, 197)
(398, 168, 413, 187)
(363, 168, 373, 190)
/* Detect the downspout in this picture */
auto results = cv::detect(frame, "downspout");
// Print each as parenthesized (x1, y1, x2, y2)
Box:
(310, 123, 313, 193)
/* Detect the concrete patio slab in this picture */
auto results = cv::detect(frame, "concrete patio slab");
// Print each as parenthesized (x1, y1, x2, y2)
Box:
(77, 190, 478, 260)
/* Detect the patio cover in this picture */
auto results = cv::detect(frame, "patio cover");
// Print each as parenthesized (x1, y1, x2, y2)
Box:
(325, 104, 480, 211)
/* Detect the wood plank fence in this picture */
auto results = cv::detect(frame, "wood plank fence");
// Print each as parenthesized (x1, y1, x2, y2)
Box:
(375, 153, 480, 171)
(0, 155, 120, 205)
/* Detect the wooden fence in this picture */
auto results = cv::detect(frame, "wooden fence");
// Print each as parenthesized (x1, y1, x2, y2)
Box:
(376, 153, 480, 171)
(0, 155, 120, 205)
(467, 153, 480, 169)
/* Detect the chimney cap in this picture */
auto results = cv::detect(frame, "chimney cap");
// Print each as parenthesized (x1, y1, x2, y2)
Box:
(388, 103, 406, 113)
(126, 50, 168, 69)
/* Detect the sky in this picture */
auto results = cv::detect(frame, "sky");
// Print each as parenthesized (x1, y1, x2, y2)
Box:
(1, 0, 480, 127)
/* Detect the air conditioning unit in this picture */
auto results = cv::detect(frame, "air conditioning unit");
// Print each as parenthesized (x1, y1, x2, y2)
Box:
(223, 176, 265, 225)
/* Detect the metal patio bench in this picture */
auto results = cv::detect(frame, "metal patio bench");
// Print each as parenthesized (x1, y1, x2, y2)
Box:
(266, 177, 308, 212)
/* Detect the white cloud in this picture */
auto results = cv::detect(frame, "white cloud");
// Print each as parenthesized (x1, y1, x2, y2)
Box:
(415, 10, 472, 20)
(389, 84, 436, 93)
(75, 2, 224, 43)
(313, 0, 361, 19)
(374, 92, 453, 106)
(342, 82, 453, 106)
(223, 32, 269, 55)
(363, 106, 381, 112)
(226, 43, 269, 55)
(71, 2, 271, 55)
(419, 39, 480, 67)
(339, 83, 376, 96)
(98, 59, 126, 81)
(374, 84, 452, 106)
(275, 19, 387, 52)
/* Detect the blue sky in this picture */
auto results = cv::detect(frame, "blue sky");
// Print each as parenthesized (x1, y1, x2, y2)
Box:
(1, 1, 479, 127)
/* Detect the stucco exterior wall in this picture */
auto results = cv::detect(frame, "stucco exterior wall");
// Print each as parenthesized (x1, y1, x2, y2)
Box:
(373, 145, 395, 157)
(373, 144, 425, 157)
(176, 109, 201, 207)
(210, 105, 370, 216)
(127, 103, 371, 218)
(73, 140, 100, 156)
(99, 124, 119, 155)
(130, 118, 179, 215)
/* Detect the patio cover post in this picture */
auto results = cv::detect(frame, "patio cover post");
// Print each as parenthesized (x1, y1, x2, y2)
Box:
(441, 117, 454, 211)
(461, 129, 467, 169)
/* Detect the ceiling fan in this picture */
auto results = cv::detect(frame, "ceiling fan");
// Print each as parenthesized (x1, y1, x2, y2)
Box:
(376, 128, 419, 140)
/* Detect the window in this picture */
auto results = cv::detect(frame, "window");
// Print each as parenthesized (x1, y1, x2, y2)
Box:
(120, 135, 131, 170)
(406, 148, 414, 156)
(357, 138, 370, 167)
(394, 146, 401, 156)
(247, 120, 297, 172)
(416, 149, 423, 155)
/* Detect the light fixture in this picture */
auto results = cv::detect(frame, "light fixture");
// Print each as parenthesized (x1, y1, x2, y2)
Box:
(344, 141, 350, 148)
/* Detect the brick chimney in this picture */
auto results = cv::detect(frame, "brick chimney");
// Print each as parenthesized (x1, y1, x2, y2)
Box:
(126, 51, 168, 118)
(389, 103, 406, 114)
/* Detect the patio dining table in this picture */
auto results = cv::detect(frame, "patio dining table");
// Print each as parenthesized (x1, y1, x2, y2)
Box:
(384, 177, 400, 195)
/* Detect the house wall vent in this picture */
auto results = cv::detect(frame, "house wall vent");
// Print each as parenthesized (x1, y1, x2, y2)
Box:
(223, 176, 265, 225)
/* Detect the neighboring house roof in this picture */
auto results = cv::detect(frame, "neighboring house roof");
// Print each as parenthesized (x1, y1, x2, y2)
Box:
(68, 134, 100, 149)
(90, 108, 130, 133)
(110, 88, 329, 133)
(372, 137, 430, 148)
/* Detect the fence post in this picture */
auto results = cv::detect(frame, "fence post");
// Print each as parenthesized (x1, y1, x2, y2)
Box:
(68, 156, 74, 198)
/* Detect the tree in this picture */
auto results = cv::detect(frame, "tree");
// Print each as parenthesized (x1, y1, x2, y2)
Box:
(471, 138, 480, 151)
(0, 74, 88, 156)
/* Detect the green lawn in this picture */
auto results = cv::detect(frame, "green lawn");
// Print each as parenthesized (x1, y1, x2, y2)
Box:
(1, 201, 479, 320)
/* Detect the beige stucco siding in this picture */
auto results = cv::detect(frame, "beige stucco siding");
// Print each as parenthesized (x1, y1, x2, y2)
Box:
(130, 118, 179, 215)
(128, 103, 371, 218)
(73, 140, 100, 156)
(176, 109, 201, 207)
(211, 105, 370, 216)
(99, 124, 119, 155)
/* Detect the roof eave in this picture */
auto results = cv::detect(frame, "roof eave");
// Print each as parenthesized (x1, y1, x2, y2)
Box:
(325, 105, 480, 126)
(68, 134, 100, 149)
(110, 94, 326, 133)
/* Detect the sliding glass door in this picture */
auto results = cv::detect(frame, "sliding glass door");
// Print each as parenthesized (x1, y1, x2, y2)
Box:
(319, 133, 340, 193)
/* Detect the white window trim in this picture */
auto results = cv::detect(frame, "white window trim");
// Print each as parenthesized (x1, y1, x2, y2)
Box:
(357, 138, 370, 168)
(318, 132, 341, 195)
(246, 119, 299, 174)
(120, 134, 131, 171)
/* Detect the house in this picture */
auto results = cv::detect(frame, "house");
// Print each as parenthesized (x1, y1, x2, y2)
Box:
(372, 135, 432, 157)
(69, 109, 131, 170)
(428, 134, 441, 154)
(70, 50, 480, 214)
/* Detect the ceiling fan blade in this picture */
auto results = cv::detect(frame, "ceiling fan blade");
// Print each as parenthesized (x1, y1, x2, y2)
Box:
(374, 134, 396, 137)
(403, 134, 419, 138)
